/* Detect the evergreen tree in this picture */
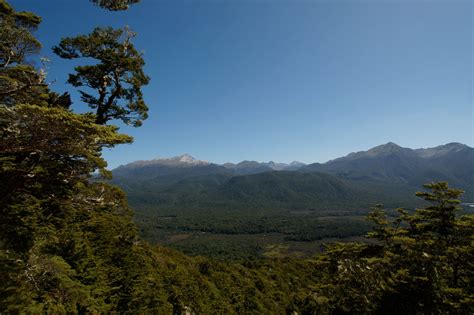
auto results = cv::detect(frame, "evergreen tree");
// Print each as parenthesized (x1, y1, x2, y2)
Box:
(0, 0, 71, 107)
(0, 0, 44, 106)
(53, 27, 150, 126)
(0, 105, 134, 312)
(90, 0, 140, 11)
(294, 182, 473, 314)
(0, 2, 147, 311)
(382, 182, 473, 314)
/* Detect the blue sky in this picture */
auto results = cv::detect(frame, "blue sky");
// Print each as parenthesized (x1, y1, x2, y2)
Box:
(11, 0, 473, 168)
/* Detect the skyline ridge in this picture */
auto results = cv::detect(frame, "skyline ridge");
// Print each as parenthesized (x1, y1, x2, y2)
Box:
(114, 141, 472, 170)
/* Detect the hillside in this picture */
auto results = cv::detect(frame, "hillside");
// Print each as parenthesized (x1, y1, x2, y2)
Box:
(300, 142, 474, 198)
(107, 143, 474, 258)
(112, 143, 474, 212)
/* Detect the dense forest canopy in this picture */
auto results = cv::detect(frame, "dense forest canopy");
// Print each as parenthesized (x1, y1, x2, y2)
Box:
(0, 0, 472, 313)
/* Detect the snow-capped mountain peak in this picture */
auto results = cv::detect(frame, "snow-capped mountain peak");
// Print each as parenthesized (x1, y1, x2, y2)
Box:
(174, 154, 209, 165)
(117, 154, 209, 169)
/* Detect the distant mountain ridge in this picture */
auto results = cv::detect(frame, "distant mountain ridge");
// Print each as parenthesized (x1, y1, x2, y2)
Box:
(222, 160, 305, 174)
(300, 142, 474, 197)
(113, 142, 472, 184)
(323, 142, 469, 162)
(115, 154, 210, 169)
(110, 142, 474, 211)
(114, 154, 307, 177)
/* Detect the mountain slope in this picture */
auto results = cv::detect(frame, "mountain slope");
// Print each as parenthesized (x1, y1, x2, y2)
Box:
(300, 142, 474, 198)
(107, 144, 473, 249)
(110, 143, 474, 216)
(113, 154, 227, 180)
(220, 171, 356, 204)
(222, 160, 274, 175)
(222, 160, 306, 174)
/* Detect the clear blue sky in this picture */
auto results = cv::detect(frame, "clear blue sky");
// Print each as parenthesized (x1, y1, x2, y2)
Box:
(11, 0, 473, 168)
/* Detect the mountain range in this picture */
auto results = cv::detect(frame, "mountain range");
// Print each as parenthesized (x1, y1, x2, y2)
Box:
(109, 142, 473, 245)
(113, 154, 306, 179)
(223, 160, 305, 174)
(110, 142, 474, 214)
(300, 142, 473, 190)
(113, 142, 473, 191)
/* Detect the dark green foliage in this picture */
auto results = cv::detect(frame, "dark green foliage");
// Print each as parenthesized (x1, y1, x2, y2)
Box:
(0, 0, 44, 106)
(0, 0, 71, 107)
(294, 182, 474, 314)
(0, 0, 41, 66)
(53, 26, 150, 126)
(112, 169, 422, 251)
(90, 0, 140, 11)
(0, 105, 133, 312)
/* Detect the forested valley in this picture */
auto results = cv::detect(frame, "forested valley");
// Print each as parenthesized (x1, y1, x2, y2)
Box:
(1, 0, 473, 313)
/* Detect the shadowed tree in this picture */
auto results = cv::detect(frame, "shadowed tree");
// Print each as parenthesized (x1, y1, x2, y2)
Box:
(90, 0, 140, 11)
(294, 182, 474, 314)
(0, 0, 71, 107)
(0, 0, 44, 105)
(0, 1, 161, 312)
(0, 104, 135, 312)
(53, 26, 150, 126)
(0, 0, 41, 67)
